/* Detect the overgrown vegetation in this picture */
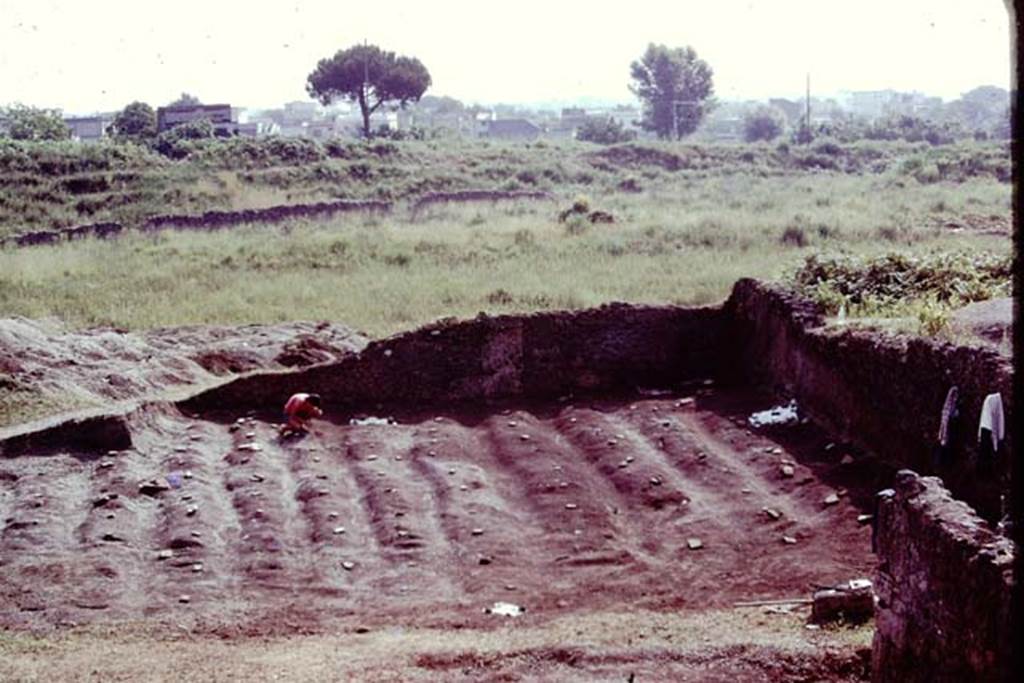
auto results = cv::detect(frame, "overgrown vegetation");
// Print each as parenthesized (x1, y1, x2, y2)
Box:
(789, 250, 1013, 336)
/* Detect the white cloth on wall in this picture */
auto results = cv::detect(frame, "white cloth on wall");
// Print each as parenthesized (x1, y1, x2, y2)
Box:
(978, 392, 1005, 451)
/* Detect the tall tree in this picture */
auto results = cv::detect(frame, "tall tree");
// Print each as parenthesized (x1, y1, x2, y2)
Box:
(629, 44, 714, 139)
(307, 44, 431, 138)
(110, 101, 157, 142)
(168, 93, 202, 107)
(0, 104, 70, 141)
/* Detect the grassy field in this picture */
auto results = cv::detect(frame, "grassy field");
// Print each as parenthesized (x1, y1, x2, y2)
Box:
(0, 608, 873, 681)
(0, 167, 1011, 336)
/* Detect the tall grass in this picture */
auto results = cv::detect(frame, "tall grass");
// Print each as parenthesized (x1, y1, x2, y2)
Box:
(1, 171, 1010, 337)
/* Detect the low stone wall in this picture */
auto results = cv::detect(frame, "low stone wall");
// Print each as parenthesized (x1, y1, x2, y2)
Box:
(724, 278, 1013, 521)
(180, 302, 726, 414)
(0, 199, 391, 249)
(872, 471, 1013, 682)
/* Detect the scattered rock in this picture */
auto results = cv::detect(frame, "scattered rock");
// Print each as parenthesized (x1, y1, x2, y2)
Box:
(485, 601, 524, 617)
(185, 506, 198, 517)
(478, 556, 492, 565)
(687, 538, 703, 550)
(178, 595, 191, 604)
(157, 549, 173, 560)
(98, 461, 115, 469)
(139, 480, 170, 497)
(471, 528, 484, 536)
(342, 561, 355, 571)
(333, 527, 346, 535)
(649, 477, 662, 486)
(520, 434, 530, 441)
(782, 536, 798, 545)
(328, 512, 339, 519)
(762, 507, 782, 520)
(841, 455, 855, 465)
(857, 514, 873, 525)
(780, 465, 795, 478)
(191, 563, 203, 573)
(565, 503, 578, 510)
(811, 579, 874, 624)
(92, 493, 118, 507)
(823, 493, 840, 506)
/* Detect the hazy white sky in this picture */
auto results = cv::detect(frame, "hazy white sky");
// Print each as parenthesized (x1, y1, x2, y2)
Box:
(0, 0, 1014, 114)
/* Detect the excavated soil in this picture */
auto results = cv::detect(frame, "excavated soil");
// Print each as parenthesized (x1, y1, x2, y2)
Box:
(0, 318, 368, 426)
(0, 383, 877, 641)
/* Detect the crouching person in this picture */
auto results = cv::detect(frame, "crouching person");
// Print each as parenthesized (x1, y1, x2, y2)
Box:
(280, 392, 323, 437)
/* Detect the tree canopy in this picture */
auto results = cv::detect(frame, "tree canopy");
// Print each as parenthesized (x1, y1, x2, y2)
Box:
(168, 93, 202, 107)
(0, 104, 70, 141)
(743, 106, 787, 142)
(110, 101, 157, 142)
(307, 44, 431, 138)
(629, 44, 714, 139)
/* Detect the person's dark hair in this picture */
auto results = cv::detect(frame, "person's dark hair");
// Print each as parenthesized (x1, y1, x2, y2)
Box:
(308, 394, 322, 407)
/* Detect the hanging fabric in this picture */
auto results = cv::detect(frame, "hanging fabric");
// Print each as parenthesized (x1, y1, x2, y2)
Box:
(977, 392, 1005, 475)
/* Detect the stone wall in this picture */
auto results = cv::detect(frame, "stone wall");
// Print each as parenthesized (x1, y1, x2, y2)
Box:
(872, 470, 1014, 682)
(180, 302, 726, 414)
(724, 278, 1013, 521)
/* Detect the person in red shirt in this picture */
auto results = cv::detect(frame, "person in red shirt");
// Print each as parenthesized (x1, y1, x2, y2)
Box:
(280, 392, 323, 436)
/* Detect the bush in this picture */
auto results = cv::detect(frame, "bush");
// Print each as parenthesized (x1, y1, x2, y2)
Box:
(789, 250, 1012, 311)
(576, 117, 637, 144)
(743, 106, 787, 142)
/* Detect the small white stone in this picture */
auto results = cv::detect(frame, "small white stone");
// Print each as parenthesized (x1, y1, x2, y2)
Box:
(333, 526, 346, 535)
(687, 538, 703, 550)
(342, 561, 355, 571)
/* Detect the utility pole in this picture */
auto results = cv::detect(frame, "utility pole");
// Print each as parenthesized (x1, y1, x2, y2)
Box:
(805, 73, 811, 139)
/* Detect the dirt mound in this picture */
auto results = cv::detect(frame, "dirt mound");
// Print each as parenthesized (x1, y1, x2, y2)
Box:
(0, 319, 367, 428)
(949, 297, 1013, 351)
(589, 144, 689, 171)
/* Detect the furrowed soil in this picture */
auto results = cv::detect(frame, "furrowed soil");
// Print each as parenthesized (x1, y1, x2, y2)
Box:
(1, 385, 879, 680)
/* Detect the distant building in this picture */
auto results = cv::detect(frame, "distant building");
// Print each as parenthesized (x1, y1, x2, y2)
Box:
(482, 118, 541, 141)
(236, 121, 280, 138)
(64, 115, 113, 142)
(156, 103, 237, 135)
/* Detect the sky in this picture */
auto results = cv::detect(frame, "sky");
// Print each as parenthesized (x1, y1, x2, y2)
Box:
(0, 0, 1015, 114)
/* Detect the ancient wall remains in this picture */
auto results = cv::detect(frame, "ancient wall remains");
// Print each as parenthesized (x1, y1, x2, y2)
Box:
(724, 278, 1013, 521)
(871, 470, 1013, 682)
(180, 302, 726, 414)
